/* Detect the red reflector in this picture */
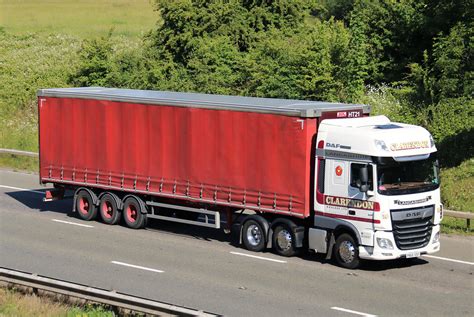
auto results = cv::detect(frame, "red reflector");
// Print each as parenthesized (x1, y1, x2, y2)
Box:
(317, 140, 325, 149)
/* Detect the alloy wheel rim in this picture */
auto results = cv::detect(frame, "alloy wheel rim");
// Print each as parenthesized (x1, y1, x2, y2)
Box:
(339, 240, 355, 263)
(276, 229, 292, 251)
(246, 224, 262, 246)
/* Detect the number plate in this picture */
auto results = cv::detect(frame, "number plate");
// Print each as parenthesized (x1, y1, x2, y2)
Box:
(406, 251, 421, 258)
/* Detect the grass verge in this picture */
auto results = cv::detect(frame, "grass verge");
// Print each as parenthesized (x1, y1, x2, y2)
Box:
(440, 159, 474, 212)
(441, 216, 473, 235)
(0, 154, 38, 173)
(0, 287, 114, 317)
(0, 0, 158, 38)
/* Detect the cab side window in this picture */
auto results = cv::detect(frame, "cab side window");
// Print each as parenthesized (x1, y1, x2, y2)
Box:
(350, 163, 373, 190)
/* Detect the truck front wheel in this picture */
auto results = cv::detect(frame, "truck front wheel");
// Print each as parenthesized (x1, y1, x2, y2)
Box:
(334, 233, 361, 269)
(122, 196, 147, 229)
(242, 219, 266, 252)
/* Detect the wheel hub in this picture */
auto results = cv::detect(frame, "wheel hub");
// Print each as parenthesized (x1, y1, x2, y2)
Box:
(339, 240, 356, 263)
(276, 229, 292, 251)
(127, 205, 138, 222)
(246, 224, 262, 246)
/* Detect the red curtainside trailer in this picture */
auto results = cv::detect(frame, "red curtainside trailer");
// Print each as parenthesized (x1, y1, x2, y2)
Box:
(38, 87, 369, 260)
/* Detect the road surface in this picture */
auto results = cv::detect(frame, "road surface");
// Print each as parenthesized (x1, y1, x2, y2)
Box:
(1, 169, 473, 316)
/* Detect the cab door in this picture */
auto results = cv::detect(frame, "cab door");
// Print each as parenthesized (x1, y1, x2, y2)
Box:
(322, 158, 350, 217)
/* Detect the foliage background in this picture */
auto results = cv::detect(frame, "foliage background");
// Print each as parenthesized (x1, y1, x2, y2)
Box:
(0, 0, 472, 212)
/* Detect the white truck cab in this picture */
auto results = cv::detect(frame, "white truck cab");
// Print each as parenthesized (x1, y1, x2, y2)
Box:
(310, 115, 442, 268)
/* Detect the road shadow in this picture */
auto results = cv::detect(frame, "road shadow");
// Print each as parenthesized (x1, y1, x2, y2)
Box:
(359, 257, 429, 271)
(3, 189, 432, 270)
(5, 188, 232, 244)
(5, 190, 73, 215)
(145, 218, 230, 243)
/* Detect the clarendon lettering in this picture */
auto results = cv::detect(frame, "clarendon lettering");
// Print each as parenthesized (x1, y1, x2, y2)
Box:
(390, 140, 429, 151)
(325, 195, 375, 210)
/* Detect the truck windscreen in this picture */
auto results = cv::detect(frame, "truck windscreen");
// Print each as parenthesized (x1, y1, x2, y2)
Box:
(375, 154, 439, 195)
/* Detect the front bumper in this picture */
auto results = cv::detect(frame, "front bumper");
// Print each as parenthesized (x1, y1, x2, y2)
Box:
(359, 225, 440, 260)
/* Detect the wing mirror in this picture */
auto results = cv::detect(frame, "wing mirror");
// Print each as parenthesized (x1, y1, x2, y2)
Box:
(358, 165, 369, 193)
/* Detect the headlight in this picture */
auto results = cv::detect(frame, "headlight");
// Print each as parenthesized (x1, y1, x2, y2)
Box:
(377, 238, 394, 250)
(374, 139, 389, 151)
(432, 231, 440, 243)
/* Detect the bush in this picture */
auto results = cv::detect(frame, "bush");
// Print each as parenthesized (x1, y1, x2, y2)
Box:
(0, 32, 80, 151)
(440, 159, 474, 211)
(426, 98, 474, 167)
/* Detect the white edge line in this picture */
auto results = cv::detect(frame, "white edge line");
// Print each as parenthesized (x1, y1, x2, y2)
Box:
(230, 251, 287, 263)
(423, 254, 474, 266)
(111, 261, 164, 273)
(52, 219, 94, 228)
(0, 185, 44, 195)
(331, 306, 377, 317)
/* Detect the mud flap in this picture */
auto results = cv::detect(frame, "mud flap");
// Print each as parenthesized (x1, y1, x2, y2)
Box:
(230, 222, 242, 246)
(325, 233, 336, 260)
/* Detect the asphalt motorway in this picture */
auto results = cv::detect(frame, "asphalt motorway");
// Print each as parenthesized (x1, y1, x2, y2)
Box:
(1, 169, 473, 316)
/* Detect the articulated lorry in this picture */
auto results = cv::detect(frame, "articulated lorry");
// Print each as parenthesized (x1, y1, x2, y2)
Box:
(38, 87, 442, 268)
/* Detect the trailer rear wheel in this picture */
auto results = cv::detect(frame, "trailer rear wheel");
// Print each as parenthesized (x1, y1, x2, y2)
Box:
(123, 196, 147, 229)
(99, 193, 121, 225)
(334, 233, 361, 269)
(75, 189, 97, 221)
(242, 219, 266, 252)
(272, 224, 298, 257)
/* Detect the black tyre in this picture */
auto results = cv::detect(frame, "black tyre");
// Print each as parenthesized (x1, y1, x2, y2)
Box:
(334, 233, 361, 269)
(99, 193, 121, 225)
(75, 189, 97, 221)
(122, 196, 147, 229)
(242, 219, 266, 252)
(272, 224, 298, 257)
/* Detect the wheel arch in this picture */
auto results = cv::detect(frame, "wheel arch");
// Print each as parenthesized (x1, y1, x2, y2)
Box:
(269, 217, 304, 249)
(238, 214, 270, 245)
(333, 224, 361, 245)
(98, 191, 123, 210)
(122, 194, 147, 214)
(73, 187, 98, 213)
(314, 215, 362, 245)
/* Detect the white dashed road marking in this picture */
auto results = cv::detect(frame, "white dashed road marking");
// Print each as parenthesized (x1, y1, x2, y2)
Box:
(331, 306, 377, 317)
(424, 255, 474, 266)
(0, 185, 44, 195)
(52, 219, 94, 228)
(230, 251, 287, 263)
(111, 261, 164, 273)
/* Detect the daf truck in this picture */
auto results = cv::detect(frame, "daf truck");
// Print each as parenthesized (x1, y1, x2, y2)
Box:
(38, 87, 442, 268)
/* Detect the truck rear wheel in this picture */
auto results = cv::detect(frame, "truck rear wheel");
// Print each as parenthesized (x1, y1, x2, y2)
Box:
(122, 196, 147, 229)
(99, 193, 121, 225)
(334, 233, 361, 269)
(242, 219, 266, 252)
(272, 224, 298, 257)
(75, 189, 97, 221)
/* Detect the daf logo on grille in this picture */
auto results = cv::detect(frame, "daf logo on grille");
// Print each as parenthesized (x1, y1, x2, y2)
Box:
(405, 211, 421, 218)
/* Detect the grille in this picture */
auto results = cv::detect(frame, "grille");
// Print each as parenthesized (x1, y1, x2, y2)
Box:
(391, 206, 434, 250)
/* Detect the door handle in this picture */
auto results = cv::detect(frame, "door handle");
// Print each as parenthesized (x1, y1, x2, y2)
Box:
(348, 210, 356, 215)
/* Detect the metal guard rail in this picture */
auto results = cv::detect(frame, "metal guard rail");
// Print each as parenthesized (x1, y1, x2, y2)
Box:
(0, 148, 38, 157)
(0, 267, 218, 316)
